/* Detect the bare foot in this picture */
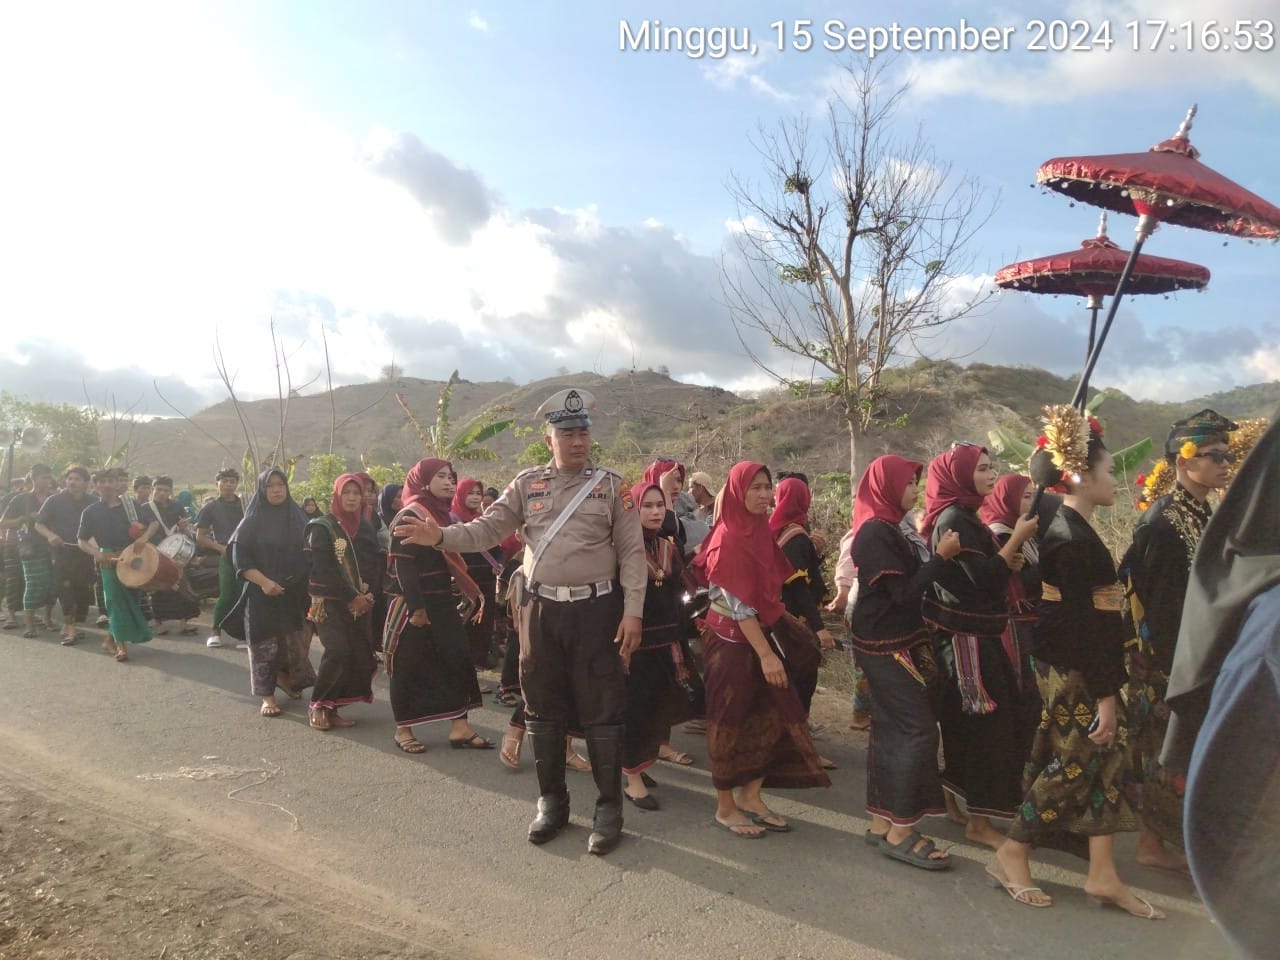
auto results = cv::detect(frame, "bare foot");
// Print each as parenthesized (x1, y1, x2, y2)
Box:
(964, 817, 1008, 851)
(944, 790, 969, 826)
(1135, 833, 1190, 875)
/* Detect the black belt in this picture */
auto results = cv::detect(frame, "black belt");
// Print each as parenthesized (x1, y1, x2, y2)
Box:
(528, 580, 614, 603)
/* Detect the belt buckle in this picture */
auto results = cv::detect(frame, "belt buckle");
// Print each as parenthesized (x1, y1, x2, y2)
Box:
(554, 585, 572, 602)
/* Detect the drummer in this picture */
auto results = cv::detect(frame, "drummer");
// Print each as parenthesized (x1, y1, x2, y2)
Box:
(140, 476, 200, 636)
(77, 467, 157, 661)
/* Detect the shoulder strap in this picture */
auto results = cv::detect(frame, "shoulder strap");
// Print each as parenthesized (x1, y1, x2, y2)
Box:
(148, 499, 178, 537)
(526, 467, 600, 583)
(776, 523, 807, 549)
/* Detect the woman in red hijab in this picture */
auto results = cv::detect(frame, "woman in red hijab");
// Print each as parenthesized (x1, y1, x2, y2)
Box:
(451, 477, 504, 679)
(303, 474, 377, 731)
(850, 456, 961, 868)
(694, 461, 829, 839)
(383, 458, 492, 754)
(921, 444, 1038, 850)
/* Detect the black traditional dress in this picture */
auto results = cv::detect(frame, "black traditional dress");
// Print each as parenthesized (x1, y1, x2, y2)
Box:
(305, 516, 376, 711)
(850, 518, 948, 825)
(622, 518, 695, 775)
(383, 507, 481, 727)
(1009, 505, 1137, 851)
(778, 523, 827, 715)
(923, 505, 1022, 819)
(1119, 484, 1211, 849)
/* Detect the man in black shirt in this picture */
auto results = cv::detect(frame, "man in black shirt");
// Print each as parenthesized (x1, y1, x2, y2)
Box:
(1121, 408, 1235, 874)
(35, 465, 97, 644)
(0, 466, 58, 637)
(196, 468, 244, 648)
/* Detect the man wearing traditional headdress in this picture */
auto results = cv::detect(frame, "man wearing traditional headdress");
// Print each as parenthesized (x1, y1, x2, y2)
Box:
(1120, 408, 1235, 874)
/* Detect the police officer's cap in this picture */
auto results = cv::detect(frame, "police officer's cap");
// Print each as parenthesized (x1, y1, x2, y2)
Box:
(536, 388, 594, 430)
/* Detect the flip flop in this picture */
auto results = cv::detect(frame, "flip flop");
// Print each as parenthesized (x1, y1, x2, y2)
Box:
(114, 648, 128, 662)
(714, 815, 765, 839)
(746, 809, 791, 833)
(260, 703, 282, 718)
(658, 748, 694, 766)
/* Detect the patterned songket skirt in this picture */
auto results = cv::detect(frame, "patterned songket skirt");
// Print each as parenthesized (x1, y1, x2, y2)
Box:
(1008, 658, 1138, 853)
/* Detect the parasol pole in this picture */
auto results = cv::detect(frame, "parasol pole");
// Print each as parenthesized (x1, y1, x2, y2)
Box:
(1070, 212, 1158, 409)
(1085, 294, 1102, 364)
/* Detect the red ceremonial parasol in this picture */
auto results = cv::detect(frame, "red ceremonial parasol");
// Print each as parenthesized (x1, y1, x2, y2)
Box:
(994, 211, 1210, 365)
(1037, 106, 1280, 408)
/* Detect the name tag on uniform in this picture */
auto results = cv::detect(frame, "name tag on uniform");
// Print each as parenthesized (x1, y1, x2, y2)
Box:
(529, 481, 548, 491)
(526, 490, 550, 500)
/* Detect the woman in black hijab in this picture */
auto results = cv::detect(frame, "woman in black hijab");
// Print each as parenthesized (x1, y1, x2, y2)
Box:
(222, 467, 312, 717)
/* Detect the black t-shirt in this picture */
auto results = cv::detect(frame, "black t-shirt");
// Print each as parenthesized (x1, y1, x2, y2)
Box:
(36, 490, 97, 542)
(195, 497, 244, 545)
(2, 491, 51, 558)
(78, 500, 134, 553)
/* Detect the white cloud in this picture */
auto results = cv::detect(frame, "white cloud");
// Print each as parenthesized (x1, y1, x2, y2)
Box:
(903, 0, 1280, 106)
(701, 50, 794, 102)
(467, 12, 489, 32)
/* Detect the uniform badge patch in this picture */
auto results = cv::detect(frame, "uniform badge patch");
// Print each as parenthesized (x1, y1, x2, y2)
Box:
(530, 500, 548, 512)
(529, 481, 548, 491)
(620, 488, 634, 511)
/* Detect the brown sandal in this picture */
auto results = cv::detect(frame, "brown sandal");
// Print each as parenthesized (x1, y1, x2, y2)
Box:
(500, 730, 524, 769)
(309, 707, 331, 731)
(394, 732, 427, 754)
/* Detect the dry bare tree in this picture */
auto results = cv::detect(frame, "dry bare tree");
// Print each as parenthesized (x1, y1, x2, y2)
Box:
(723, 60, 996, 477)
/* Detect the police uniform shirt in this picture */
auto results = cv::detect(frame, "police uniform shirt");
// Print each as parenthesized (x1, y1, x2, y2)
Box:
(435, 461, 647, 619)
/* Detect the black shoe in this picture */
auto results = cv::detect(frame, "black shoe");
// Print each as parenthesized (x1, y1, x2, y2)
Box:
(585, 724, 625, 855)
(526, 719, 569, 845)
(528, 792, 570, 844)
(625, 791, 659, 811)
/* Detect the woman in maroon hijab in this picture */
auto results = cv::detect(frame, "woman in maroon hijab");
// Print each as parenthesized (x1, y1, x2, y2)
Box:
(694, 461, 829, 839)
(921, 444, 1037, 850)
(383, 458, 491, 754)
(850, 455, 961, 868)
(451, 477, 504, 677)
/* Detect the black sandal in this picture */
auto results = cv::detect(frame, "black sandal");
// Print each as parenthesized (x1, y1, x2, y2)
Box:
(879, 830, 951, 871)
(449, 733, 495, 750)
(494, 690, 521, 707)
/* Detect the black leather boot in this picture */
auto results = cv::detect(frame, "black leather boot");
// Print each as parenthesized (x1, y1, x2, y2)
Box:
(526, 719, 569, 844)
(584, 723, 624, 855)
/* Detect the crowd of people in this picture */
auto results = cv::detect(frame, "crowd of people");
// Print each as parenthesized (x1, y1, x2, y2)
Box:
(1, 388, 1272, 950)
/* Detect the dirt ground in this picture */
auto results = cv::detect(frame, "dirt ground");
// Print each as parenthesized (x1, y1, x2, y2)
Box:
(0, 770, 454, 960)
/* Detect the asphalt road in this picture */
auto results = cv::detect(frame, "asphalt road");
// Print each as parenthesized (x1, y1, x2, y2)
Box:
(0, 621, 1229, 960)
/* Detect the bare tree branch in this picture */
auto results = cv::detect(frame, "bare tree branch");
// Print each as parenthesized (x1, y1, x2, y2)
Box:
(723, 59, 998, 476)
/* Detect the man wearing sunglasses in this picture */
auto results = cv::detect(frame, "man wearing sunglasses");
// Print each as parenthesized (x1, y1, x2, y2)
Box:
(1119, 408, 1237, 877)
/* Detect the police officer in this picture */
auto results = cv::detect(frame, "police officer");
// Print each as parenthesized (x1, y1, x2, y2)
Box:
(392, 388, 645, 854)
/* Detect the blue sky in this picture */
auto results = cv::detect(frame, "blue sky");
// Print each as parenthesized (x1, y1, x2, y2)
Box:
(1, 0, 1276, 414)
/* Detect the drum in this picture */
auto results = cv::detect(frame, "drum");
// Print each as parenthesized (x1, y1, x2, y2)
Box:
(116, 541, 181, 591)
(158, 533, 197, 567)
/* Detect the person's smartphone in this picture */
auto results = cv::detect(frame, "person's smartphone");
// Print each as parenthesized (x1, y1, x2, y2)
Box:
(1087, 714, 1100, 734)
